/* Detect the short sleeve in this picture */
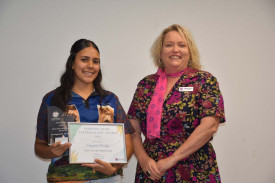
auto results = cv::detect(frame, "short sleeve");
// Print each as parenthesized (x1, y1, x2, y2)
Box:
(199, 74, 226, 123)
(127, 80, 144, 121)
(36, 96, 49, 141)
(114, 95, 135, 134)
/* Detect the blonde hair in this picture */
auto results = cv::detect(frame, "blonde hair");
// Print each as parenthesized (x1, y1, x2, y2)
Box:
(151, 24, 201, 70)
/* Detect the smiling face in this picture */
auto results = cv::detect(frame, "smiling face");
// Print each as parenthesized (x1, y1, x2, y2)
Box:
(72, 46, 100, 87)
(161, 31, 190, 73)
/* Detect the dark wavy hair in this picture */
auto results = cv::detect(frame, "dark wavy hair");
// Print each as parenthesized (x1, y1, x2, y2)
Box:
(51, 39, 106, 112)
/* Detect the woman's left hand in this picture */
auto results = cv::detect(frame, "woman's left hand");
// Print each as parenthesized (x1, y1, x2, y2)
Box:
(82, 158, 121, 175)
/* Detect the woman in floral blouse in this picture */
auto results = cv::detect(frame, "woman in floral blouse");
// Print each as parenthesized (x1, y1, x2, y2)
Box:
(127, 24, 225, 182)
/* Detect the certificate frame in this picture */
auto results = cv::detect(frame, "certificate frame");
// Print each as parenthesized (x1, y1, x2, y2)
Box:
(68, 122, 127, 164)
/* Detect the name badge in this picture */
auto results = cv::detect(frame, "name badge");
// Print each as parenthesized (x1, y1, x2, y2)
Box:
(179, 87, 193, 92)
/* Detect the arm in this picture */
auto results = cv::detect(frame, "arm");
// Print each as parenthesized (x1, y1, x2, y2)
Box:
(157, 73, 225, 174)
(35, 93, 72, 159)
(157, 116, 220, 174)
(130, 119, 162, 180)
(35, 137, 71, 159)
(111, 133, 134, 173)
(125, 133, 134, 160)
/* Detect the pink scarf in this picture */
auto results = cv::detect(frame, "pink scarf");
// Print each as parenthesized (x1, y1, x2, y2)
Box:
(146, 68, 186, 139)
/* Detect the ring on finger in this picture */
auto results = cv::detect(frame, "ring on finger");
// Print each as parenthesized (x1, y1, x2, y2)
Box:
(146, 170, 151, 177)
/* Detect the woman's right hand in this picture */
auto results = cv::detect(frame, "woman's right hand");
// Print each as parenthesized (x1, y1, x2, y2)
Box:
(129, 119, 162, 180)
(35, 138, 71, 159)
(49, 141, 71, 157)
(139, 155, 162, 180)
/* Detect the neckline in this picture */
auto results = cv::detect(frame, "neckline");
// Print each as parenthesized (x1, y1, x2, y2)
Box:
(71, 89, 96, 100)
(157, 67, 199, 79)
(166, 69, 186, 77)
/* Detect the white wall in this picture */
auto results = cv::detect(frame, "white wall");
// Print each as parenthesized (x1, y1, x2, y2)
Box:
(0, 0, 274, 182)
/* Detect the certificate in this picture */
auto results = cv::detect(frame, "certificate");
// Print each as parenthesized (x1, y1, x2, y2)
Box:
(68, 122, 127, 164)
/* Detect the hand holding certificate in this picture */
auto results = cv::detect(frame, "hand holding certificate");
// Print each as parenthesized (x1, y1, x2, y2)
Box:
(68, 122, 127, 164)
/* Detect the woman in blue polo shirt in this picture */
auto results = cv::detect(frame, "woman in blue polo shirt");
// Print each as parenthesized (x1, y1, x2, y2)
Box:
(35, 39, 134, 183)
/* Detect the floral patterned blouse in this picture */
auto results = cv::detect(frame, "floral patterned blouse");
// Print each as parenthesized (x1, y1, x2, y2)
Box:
(128, 67, 225, 183)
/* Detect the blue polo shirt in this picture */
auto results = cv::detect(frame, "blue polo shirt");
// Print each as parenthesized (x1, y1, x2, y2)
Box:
(36, 89, 134, 182)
